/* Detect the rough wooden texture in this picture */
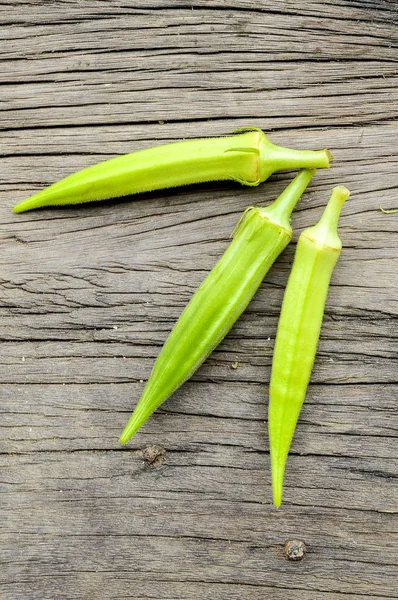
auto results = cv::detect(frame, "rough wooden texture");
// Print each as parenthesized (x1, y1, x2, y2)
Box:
(1, 1, 397, 599)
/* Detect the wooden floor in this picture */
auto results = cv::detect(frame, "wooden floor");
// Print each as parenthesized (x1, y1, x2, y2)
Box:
(1, 2, 397, 599)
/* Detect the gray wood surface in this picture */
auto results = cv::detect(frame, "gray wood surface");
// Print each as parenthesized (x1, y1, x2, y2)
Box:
(1, 1, 397, 599)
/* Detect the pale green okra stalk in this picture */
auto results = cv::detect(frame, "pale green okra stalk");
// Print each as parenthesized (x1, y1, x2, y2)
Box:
(120, 169, 316, 444)
(268, 185, 350, 508)
(13, 128, 331, 213)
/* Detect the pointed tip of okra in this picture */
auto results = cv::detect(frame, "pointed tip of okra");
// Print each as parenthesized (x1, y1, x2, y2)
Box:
(13, 200, 30, 214)
(119, 404, 152, 444)
(14, 186, 70, 213)
(13, 194, 45, 213)
(271, 458, 285, 508)
(119, 420, 139, 445)
(273, 487, 282, 508)
(270, 442, 288, 507)
(119, 430, 133, 445)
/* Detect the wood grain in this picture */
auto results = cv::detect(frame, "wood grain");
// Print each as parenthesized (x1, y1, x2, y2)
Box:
(1, 1, 397, 599)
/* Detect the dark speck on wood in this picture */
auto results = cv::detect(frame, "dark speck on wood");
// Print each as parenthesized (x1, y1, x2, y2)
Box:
(284, 539, 307, 561)
(141, 444, 166, 467)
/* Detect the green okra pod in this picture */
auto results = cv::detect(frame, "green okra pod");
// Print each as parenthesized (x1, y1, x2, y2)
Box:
(13, 128, 331, 213)
(268, 185, 350, 508)
(120, 169, 316, 444)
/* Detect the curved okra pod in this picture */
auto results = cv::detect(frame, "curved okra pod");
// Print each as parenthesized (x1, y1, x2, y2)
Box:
(13, 128, 331, 213)
(268, 186, 350, 507)
(120, 169, 316, 444)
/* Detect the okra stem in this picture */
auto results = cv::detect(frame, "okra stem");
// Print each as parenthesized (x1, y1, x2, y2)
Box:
(264, 169, 316, 231)
(13, 129, 330, 213)
(119, 169, 316, 444)
(259, 140, 332, 181)
(306, 186, 349, 248)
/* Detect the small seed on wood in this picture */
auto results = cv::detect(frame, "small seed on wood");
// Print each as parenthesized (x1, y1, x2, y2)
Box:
(141, 445, 166, 466)
(284, 539, 306, 561)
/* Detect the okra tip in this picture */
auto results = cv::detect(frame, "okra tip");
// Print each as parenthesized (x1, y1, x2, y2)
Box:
(119, 422, 136, 445)
(13, 200, 30, 214)
(119, 406, 149, 444)
(13, 193, 49, 213)
(271, 462, 284, 508)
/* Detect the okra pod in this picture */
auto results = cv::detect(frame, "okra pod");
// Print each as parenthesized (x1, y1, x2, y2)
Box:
(268, 186, 350, 507)
(13, 128, 330, 213)
(120, 169, 316, 444)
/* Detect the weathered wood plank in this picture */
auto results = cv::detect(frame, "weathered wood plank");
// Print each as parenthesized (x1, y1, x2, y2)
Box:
(1, 5, 397, 132)
(1, 381, 397, 453)
(1, 1, 397, 599)
(2, 78, 397, 129)
(0, 583, 391, 600)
